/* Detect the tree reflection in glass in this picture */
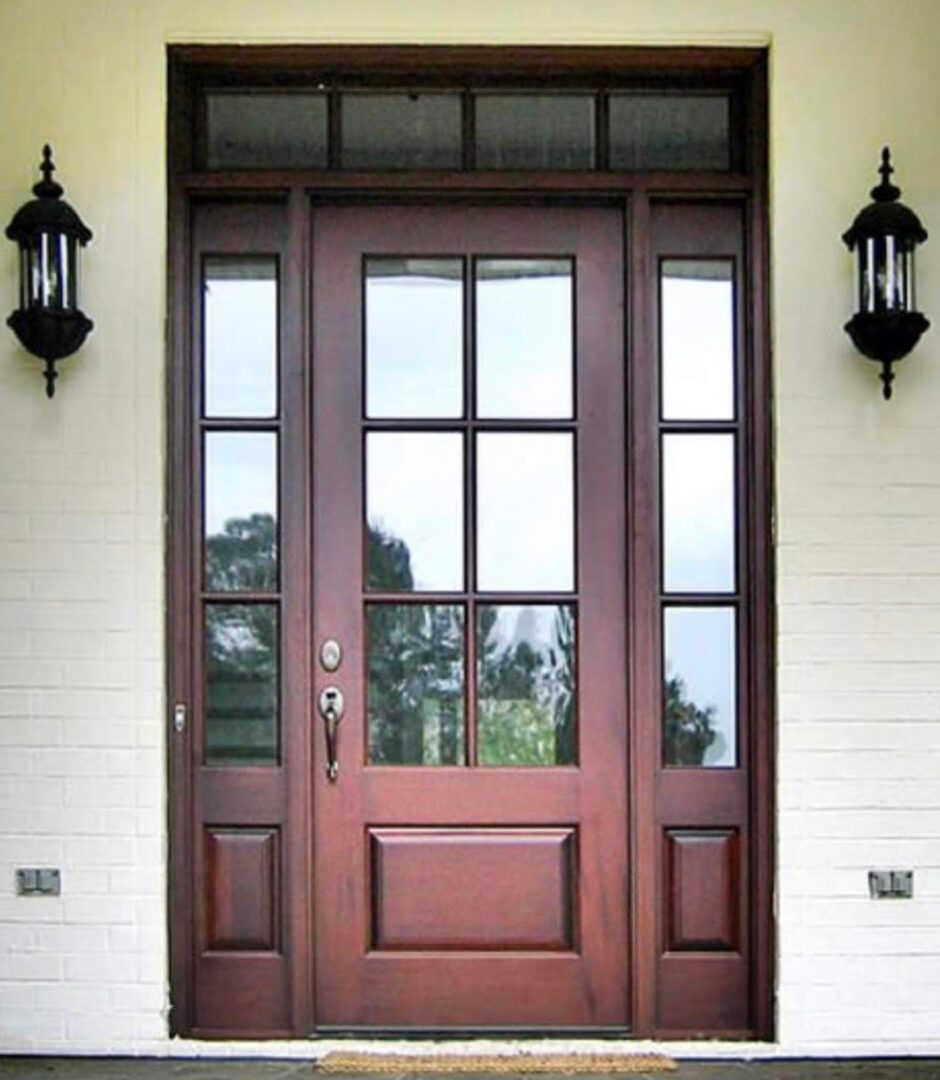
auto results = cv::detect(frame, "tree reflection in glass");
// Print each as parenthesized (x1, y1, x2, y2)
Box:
(367, 524, 464, 765)
(205, 603, 278, 765)
(477, 605, 575, 766)
(663, 606, 735, 767)
(367, 603, 465, 766)
(206, 512, 277, 592)
(204, 431, 278, 592)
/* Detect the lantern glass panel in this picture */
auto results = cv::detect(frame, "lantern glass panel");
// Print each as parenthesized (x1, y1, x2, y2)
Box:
(24, 238, 43, 309)
(58, 235, 78, 310)
(19, 245, 31, 310)
(38, 230, 70, 310)
(859, 234, 916, 314)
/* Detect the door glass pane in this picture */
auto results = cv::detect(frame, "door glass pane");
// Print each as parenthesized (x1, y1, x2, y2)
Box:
(661, 259, 735, 420)
(609, 94, 731, 170)
(663, 434, 735, 593)
(204, 257, 277, 418)
(367, 604, 465, 765)
(205, 604, 278, 765)
(475, 94, 594, 169)
(477, 605, 575, 766)
(476, 258, 573, 419)
(366, 258, 463, 418)
(664, 607, 736, 767)
(204, 432, 278, 592)
(476, 433, 574, 592)
(367, 433, 464, 592)
(342, 93, 462, 169)
(205, 92, 328, 169)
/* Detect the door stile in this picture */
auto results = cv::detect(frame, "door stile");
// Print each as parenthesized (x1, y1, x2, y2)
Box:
(746, 169, 776, 1041)
(283, 185, 315, 1033)
(168, 186, 195, 1036)
(625, 189, 658, 1039)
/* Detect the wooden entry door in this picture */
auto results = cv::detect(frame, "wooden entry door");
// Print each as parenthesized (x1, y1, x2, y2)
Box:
(311, 205, 629, 1029)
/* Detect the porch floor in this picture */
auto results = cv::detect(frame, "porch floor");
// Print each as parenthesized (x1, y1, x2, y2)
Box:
(2, 1060, 939, 1080)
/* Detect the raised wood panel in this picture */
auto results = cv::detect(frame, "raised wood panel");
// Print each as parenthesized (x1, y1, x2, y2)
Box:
(658, 953, 749, 1035)
(205, 828, 279, 952)
(195, 953, 290, 1034)
(370, 827, 576, 951)
(665, 828, 739, 953)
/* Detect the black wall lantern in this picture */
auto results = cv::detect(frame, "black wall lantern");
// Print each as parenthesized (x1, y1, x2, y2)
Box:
(5, 145, 93, 397)
(843, 147, 929, 400)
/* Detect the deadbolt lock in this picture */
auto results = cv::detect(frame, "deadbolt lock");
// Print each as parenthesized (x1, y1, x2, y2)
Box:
(319, 638, 343, 672)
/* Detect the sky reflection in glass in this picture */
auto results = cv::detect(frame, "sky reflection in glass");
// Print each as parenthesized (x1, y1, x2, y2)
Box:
(661, 259, 734, 420)
(662, 433, 735, 594)
(366, 258, 463, 418)
(366, 432, 464, 592)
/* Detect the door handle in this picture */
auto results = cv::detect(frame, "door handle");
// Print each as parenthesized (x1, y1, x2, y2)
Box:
(318, 686, 345, 782)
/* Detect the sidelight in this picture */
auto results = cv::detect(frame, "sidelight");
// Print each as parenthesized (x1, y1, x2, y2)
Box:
(203, 256, 278, 418)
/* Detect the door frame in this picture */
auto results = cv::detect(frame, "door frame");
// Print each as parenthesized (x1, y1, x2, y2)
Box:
(166, 44, 773, 1040)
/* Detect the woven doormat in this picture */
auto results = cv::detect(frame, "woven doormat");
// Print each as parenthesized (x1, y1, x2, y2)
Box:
(315, 1052, 676, 1073)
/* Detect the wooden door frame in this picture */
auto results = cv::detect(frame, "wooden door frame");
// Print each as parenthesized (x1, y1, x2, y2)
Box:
(166, 44, 773, 1040)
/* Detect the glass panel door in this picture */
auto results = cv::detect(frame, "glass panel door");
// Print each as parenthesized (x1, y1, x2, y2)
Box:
(311, 204, 628, 1028)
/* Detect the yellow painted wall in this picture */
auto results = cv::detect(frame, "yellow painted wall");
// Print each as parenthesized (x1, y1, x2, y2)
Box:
(1, 0, 940, 1056)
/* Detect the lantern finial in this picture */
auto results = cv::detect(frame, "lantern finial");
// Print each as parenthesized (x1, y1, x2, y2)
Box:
(33, 144, 63, 200)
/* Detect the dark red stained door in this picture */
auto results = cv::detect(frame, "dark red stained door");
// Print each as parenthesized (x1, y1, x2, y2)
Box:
(311, 206, 629, 1028)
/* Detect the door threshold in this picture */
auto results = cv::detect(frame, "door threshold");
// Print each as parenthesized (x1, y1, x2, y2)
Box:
(316, 1028, 633, 1039)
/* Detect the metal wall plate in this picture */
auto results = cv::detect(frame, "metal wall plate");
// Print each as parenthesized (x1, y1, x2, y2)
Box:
(869, 869, 913, 899)
(16, 868, 61, 896)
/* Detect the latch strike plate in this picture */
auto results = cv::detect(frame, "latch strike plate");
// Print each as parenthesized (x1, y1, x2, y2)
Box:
(173, 704, 186, 734)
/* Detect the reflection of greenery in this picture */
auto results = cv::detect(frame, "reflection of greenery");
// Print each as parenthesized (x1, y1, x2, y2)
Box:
(206, 512, 276, 591)
(368, 524, 462, 764)
(205, 515, 580, 768)
(368, 527, 576, 767)
(204, 514, 278, 763)
(205, 602, 277, 764)
(663, 674, 717, 766)
(477, 605, 574, 766)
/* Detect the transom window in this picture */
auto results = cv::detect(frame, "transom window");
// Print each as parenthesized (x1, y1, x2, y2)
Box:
(198, 85, 742, 172)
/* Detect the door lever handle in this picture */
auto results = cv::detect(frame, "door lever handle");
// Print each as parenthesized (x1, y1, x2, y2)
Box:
(318, 686, 345, 782)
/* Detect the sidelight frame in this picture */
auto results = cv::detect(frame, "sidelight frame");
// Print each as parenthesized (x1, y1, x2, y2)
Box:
(167, 44, 773, 1041)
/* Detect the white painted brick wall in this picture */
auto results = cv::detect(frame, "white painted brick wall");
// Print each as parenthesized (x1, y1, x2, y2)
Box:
(1, 0, 940, 1059)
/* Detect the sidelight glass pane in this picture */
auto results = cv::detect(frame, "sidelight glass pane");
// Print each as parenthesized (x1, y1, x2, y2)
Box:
(662, 434, 735, 593)
(366, 433, 464, 592)
(475, 94, 594, 170)
(204, 432, 278, 592)
(475, 258, 574, 419)
(204, 257, 277, 418)
(609, 94, 731, 170)
(367, 604, 465, 765)
(366, 258, 463, 418)
(477, 605, 576, 766)
(664, 606, 736, 767)
(205, 604, 278, 765)
(342, 93, 462, 169)
(661, 259, 735, 420)
(476, 433, 574, 592)
(206, 92, 328, 169)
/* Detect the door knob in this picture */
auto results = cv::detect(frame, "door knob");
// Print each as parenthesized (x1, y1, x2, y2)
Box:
(318, 685, 345, 782)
